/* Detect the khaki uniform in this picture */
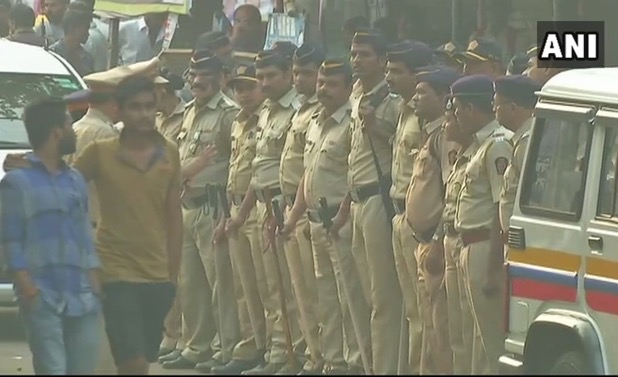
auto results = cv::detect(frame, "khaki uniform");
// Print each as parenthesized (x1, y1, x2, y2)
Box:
(250, 88, 304, 364)
(348, 79, 402, 374)
(279, 95, 322, 370)
(443, 149, 474, 374)
(406, 117, 456, 374)
(455, 120, 513, 374)
(177, 91, 240, 364)
(304, 103, 371, 372)
(499, 118, 533, 232)
(227, 104, 269, 361)
(389, 98, 423, 374)
(69, 108, 118, 376)
(156, 100, 186, 142)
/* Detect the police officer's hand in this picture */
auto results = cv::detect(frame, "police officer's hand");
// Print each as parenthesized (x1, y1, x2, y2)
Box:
(328, 211, 348, 241)
(278, 219, 297, 241)
(225, 215, 245, 238)
(358, 103, 377, 130)
(213, 219, 227, 246)
(3, 153, 31, 172)
(184, 145, 217, 179)
(263, 215, 277, 251)
(425, 240, 445, 275)
(482, 269, 502, 298)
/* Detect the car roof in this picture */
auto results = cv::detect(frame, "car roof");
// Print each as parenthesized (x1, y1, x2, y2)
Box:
(0, 39, 74, 76)
(540, 68, 618, 106)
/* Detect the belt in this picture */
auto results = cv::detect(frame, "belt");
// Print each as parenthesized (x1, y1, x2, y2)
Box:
(255, 187, 282, 203)
(392, 198, 406, 215)
(181, 192, 209, 210)
(411, 226, 437, 245)
(460, 228, 491, 247)
(307, 205, 339, 224)
(349, 182, 381, 203)
(444, 221, 458, 237)
(284, 194, 296, 207)
(230, 194, 245, 206)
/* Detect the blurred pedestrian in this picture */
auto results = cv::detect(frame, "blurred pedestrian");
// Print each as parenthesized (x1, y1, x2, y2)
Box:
(6, 3, 46, 47)
(49, 10, 94, 76)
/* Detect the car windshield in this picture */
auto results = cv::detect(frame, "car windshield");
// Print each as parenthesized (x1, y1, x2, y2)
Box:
(0, 73, 82, 147)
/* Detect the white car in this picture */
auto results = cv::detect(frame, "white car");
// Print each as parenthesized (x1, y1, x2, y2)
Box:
(0, 40, 86, 306)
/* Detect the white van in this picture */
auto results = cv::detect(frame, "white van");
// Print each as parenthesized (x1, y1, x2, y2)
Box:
(0, 40, 86, 306)
(500, 68, 618, 374)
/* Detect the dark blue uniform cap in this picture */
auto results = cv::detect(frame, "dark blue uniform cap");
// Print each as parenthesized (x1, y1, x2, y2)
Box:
(228, 64, 258, 87)
(526, 44, 539, 59)
(190, 49, 224, 71)
(451, 74, 495, 98)
(494, 74, 542, 108)
(293, 42, 325, 66)
(63, 89, 91, 112)
(254, 48, 292, 69)
(352, 28, 385, 45)
(507, 53, 529, 75)
(386, 40, 434, 70)
(416, 66, 461, 93)
(272, 41, 298, 60)
(453, 37, 503, 62)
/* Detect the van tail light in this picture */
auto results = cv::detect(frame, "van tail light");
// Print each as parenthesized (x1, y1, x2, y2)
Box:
(503, 262, 511, 334)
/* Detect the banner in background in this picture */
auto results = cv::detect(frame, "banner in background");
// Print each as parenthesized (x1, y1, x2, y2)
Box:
(263, 13, 305, 49)
(95, 0, 190, 17)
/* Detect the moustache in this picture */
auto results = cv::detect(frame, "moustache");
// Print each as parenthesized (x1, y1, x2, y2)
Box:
(191, 84, 207, 90)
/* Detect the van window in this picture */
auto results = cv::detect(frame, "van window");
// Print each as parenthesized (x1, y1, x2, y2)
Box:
(0, 73, 82, 147)
(520, 118, 592, 220)
(597, 126, 618, 219)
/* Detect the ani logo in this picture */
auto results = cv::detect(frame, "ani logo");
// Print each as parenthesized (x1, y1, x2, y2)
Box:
(536, 21, 605, 69)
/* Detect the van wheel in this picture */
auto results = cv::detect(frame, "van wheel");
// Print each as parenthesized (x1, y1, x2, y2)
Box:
(548, 351, 591, 375)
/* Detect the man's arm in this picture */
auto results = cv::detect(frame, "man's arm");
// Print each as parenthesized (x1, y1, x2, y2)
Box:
(77, 173, 102, 293)
(0, 176, 37, 298)
(72, 141, 100, 182)
(166, 149, 184, 283)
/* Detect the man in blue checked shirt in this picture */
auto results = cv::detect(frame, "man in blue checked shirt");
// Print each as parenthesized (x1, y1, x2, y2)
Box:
(0, 97, 101, 375)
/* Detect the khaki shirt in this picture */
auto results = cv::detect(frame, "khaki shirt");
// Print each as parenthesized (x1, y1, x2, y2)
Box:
(156, 99, 186, 142)
(69, 108, 118, 224)
(390, 98, 423, 199)
(499, 117, 533, 231)
(227, 103, 264, 196)
(348, 80, 401, 189)
(177, 91, 239, 192)
(251, 88, 301, 191)
(455, 120, 514, 231)
(303, 103, 352, 210)
(280, 95, 321, 196)
(443, 150, 470, 224)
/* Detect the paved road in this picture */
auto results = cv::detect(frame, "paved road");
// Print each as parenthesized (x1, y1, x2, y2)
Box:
(0, 307, 198, 375)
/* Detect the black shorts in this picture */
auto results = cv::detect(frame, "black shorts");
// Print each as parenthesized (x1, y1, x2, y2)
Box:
(102, 281, 176, 365)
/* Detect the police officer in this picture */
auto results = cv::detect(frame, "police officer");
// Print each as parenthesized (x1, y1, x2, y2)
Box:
(405, 66, 460, 375)
(442, 98, 475, 375)
(523, 44, 567, 85)
(226, 48, 304, 375)
(331, 28, 403, 375)
(155, 68, 186, 142)
(277, 42, 324, 374)
(451, 75, 513, 374)
(383, 40, 433, 375)
(282, 59, 372, 375)
(434, 41, 465, 73)
(212, 65, 269, 375)
(494, 75, 541, 238)
(163, 49, 241, 372)
(453, 37, 505, 78)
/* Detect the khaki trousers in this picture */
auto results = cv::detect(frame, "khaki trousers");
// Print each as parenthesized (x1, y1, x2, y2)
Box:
(460, 239, 506, 374)
(416, 242, 452, 375)
(228, 205, 268, 360)
(179, 205, 240, 363)
(255, 201, 303, 364)
(444, 234, 474, 374)
(310, 219, 371, 372)
(350, 196, 403, 374)
(283, 209, 322, 370)
(391, 213, 423, 374)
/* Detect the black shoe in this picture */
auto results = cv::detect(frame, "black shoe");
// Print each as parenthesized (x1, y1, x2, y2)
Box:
(158, 349, 181, 364)
(242, 362, 284, 375)
(158, 347, 175, 358)
(211, 359, 261, 375)
(162, 355, 197, 370)
(195, 358, 224, 373)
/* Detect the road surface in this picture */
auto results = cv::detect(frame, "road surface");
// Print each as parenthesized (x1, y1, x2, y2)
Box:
(0, 307, 198, 375)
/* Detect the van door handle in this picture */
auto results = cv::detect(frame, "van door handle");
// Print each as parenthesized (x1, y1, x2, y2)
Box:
(588, 235, 604, 254)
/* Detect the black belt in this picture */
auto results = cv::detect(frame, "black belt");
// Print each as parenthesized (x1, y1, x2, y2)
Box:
(182, 193, 209, 210)
(411, 225, 438, 244)
(392, 198, 406, 215)
(284, 194, 296, 207)
(307, 205, 339, 224)
(444, 221, 458, 237)
(255, 187, 282, 203)
(230, 194, 245, 206)
(349, 182, 381, 203)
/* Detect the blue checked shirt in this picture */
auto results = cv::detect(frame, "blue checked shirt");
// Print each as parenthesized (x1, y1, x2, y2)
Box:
(0, 153, 101, 317)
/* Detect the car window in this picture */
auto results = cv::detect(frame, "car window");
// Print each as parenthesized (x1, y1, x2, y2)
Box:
(597, 126, 618, 219)
(520, 118, 592, 221)
(0, 73, 82, 146)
